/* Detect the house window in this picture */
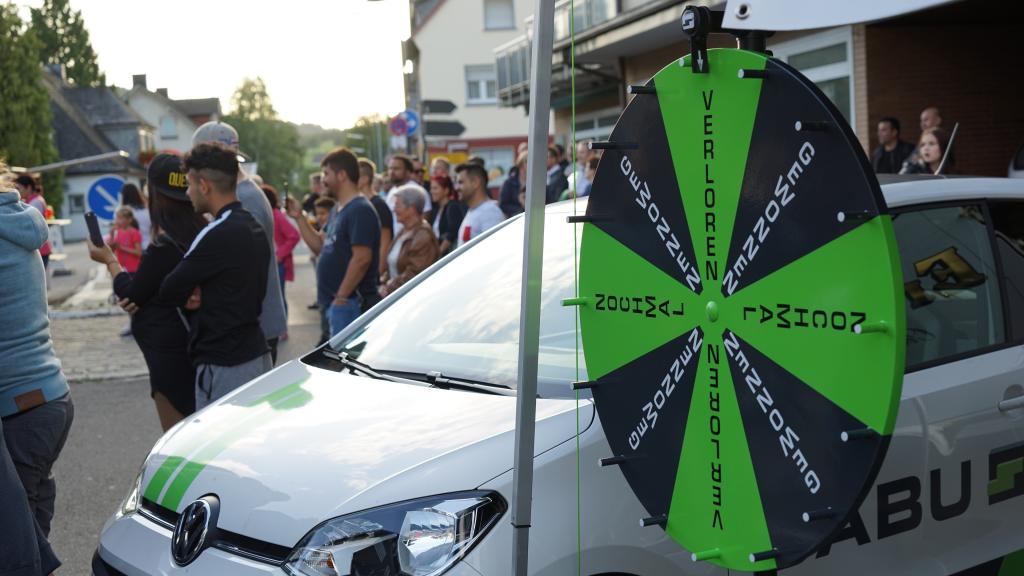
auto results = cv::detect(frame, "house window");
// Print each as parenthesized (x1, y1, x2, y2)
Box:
(770, 27, 856, 129)
(466, 65, 497, 105)
(68, 195, 85, 214)
(573, 107, 621, 141)
(159, 116, 177, 139)
(484, 0, 515, 30)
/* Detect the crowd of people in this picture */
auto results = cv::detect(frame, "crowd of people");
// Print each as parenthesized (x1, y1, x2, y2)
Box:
(871, 105, 955, 175)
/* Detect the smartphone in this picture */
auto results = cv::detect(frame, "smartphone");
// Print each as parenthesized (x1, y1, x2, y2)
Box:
(85, 211, 104, 247)
(281, 182, 290, 209)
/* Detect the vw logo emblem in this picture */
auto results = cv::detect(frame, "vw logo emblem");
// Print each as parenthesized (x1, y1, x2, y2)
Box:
(171, 498, 212, 565)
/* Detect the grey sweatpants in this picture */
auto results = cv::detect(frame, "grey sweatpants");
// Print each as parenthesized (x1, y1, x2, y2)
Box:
(195, 353, 273, 410)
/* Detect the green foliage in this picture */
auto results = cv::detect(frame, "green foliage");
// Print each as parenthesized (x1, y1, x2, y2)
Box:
(30, 0, 105, 87)
(344, 114, 390, 171)
(224, 77, 302, 191)
(0, 4, 63, 212)
(230, 77, 277, 122)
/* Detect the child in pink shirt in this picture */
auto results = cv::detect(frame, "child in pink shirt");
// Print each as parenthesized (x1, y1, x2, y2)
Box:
(108, 207, 142, 273)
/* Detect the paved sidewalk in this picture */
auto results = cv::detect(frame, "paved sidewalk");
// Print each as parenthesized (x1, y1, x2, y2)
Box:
(51, 245, 323, 383)
(46, 240, 94, 306)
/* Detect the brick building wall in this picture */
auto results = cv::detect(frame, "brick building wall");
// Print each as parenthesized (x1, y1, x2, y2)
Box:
(864, 22, 1023, 176)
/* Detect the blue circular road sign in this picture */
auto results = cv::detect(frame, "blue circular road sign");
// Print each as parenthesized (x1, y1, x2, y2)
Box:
(403, 109, 420, 136)
(87, 175, 125, 221)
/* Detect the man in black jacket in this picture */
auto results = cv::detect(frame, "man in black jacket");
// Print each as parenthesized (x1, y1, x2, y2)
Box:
(545, 146, 569, 203)
(871, 117, 915, 174)
(160, 143, 272, 409)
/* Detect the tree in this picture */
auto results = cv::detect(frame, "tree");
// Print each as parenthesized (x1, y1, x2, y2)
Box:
(223, 77, 302, 190)
(30, 0, 105, 87)
(230, 77, 277, 121)
(0, 4, 63, 212)
(347, 114, 390, 170)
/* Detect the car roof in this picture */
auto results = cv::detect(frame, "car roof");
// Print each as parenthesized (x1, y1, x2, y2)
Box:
(547, 177, 1022, 214)
(880, 176, 1024, 208)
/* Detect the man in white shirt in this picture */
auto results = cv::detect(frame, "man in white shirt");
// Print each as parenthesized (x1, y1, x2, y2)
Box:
(385, 154, 430, 236)
(455, 162, 505, 248)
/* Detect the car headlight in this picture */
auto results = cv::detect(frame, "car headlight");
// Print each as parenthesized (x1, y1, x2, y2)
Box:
(119, 465, 145, 517)
(284, 491, 506, 576)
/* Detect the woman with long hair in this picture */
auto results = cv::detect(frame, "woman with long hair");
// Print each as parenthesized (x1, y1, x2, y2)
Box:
(901, 127, 954, 175)
(120, 182, 152, 248)
(88, 154, 206, 430)
(429, 175, 467, 256)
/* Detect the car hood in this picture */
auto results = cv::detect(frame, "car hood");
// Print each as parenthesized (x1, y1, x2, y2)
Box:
(138, 360, 594, 547)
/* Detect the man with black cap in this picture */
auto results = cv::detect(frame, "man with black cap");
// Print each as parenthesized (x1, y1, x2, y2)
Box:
(91, 153, 209, 430)
(191, 120, 287, 365)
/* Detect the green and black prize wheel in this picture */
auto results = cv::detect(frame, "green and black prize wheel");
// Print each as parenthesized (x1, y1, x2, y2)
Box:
(578, 48, 906, 572)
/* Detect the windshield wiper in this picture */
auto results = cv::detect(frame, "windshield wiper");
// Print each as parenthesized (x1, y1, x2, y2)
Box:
(321, 350, 514, 396)
(321, 349, 424, 386)
(392, 370, 515, 396)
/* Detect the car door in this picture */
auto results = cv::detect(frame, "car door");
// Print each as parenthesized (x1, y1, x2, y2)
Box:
(793, 200, 1023, 576)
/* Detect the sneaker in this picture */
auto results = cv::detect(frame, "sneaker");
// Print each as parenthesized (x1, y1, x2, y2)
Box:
(119, 326, 132, 337)
(306, 302, 319, 310)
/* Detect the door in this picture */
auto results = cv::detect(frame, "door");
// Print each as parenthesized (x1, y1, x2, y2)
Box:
(795, 201, 1024, 575)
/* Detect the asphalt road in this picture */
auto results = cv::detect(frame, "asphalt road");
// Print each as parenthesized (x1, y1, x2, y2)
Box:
(49, 377, 162, 575)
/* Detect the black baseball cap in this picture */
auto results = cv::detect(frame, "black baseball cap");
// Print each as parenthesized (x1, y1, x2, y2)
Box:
(147, 153, 189, 201)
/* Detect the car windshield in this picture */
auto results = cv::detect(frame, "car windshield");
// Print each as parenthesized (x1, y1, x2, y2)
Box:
(326, 203, 589, 399)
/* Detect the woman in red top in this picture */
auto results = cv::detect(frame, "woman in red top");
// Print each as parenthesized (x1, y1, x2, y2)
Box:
(13, 175, 52, 268)
(262, 185, 301, 330)
(108, 207, 143, 273)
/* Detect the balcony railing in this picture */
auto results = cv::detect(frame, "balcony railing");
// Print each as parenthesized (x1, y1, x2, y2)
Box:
(553, 0, 617, 42)
(495, 0, 658, 107)
(495, 34, 532, 107)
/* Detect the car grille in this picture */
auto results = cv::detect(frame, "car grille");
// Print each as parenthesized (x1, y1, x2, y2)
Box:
(139, 498, 292, 565)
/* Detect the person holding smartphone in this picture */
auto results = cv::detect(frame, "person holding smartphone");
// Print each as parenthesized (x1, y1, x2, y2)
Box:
(88, 154, 207, 430)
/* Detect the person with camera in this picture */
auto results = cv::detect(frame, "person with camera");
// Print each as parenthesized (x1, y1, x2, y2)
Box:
(286, 147, 380, 337)
(88, 154, 207, 430)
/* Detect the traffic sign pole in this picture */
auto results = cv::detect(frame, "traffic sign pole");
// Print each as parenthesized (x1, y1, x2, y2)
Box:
(511, 0, 555, 571)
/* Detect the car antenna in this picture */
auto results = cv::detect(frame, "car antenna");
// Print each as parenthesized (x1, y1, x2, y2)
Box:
(935, 121, 960, 175)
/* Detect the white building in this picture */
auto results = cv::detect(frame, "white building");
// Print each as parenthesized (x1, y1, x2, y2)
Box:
(405, 0, 543, 177)
(42, 67, 146, 241)
(124, 75, 220, 154)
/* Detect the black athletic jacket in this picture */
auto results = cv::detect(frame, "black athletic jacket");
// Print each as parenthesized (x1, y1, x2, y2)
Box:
(160, 202, 269, 367)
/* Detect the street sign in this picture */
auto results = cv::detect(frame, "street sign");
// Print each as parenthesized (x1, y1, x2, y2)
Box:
(422, 99, 458, 115)
(86, 175, 125, 221)
(402, 109, 420, 136)
(578, 48, 904, 572)
(389, 110, 421, 137)
(388, 115, 408, 137)
(424, 120, 466, 137)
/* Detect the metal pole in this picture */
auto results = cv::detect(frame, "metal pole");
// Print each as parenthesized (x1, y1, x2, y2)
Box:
(27, 150, 129, 173)
(511, 0, 555, 571)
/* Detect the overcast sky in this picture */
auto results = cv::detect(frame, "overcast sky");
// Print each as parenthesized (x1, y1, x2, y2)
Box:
(21, 0, 410, 129)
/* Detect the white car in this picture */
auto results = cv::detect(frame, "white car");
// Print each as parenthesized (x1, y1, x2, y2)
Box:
(95, 177, 1024, 576)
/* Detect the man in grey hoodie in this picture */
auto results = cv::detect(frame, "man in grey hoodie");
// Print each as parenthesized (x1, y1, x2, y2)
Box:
(190, 121, 288, 364)
(0, 162, 73, 570)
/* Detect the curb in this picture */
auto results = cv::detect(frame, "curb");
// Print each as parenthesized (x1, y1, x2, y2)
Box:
(67, 371, 149, 384)
(49, 307, 125, 320)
